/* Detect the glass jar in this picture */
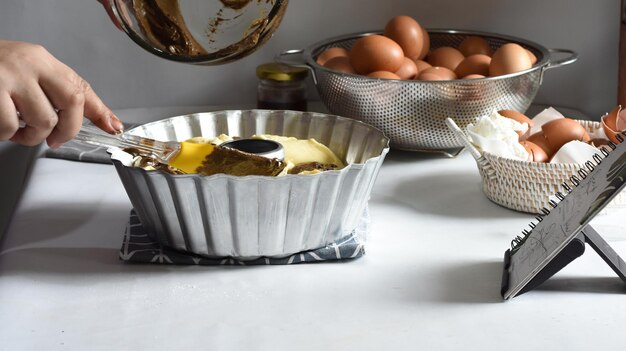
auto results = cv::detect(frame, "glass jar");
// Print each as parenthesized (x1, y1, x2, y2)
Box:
(256, 63, 308, 111)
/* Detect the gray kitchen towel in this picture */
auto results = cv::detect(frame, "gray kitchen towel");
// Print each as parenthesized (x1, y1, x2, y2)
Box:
(120, 209, 368, 265)
(45, 141, 112, 163)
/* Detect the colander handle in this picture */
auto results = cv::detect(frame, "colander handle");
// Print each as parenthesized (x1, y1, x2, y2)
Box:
(445, 118, 497, 180)
(544, 48, 578, 71)
(274, 49, 318, 85)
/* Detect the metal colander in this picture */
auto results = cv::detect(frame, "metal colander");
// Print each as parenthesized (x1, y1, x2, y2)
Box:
(278, 29, 577, 155)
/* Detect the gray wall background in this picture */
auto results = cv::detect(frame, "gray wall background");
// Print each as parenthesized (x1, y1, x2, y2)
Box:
(0, 0, 620, 238)
(0, 0, 620, 120)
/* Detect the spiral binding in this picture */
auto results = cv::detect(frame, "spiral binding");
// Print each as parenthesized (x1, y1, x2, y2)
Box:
(510, 130, 625, 253)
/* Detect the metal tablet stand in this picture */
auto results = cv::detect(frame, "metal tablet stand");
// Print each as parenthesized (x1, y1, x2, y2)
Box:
(501, 225, 626, 297)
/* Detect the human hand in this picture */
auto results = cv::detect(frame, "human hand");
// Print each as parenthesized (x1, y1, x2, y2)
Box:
(0, 40, 123, 148)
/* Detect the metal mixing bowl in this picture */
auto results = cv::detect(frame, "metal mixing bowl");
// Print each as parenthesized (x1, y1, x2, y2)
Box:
(108, 0, 288, 64)
(278, 29, 577, 155)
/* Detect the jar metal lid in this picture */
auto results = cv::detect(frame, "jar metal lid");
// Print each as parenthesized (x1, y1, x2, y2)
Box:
(256, 63, 308, 81)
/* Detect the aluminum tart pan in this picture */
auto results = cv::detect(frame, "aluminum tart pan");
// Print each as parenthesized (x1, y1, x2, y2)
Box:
(111, 110, 389, 259)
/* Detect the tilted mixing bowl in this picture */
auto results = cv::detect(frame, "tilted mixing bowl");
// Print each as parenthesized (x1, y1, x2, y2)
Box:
(107, 0, 288, 64)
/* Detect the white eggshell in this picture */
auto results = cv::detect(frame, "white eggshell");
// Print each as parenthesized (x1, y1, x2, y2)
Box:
(618, 108, 626, 131)
(466, 111, 529, 160)
(467, 129, 528, 160)
(530, 107, 564, 135)
(588, 126, 609, 140)
(549, 140, 599, 164)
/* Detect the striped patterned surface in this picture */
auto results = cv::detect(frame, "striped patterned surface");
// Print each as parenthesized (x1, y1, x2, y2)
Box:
(119, 209, 368, 265)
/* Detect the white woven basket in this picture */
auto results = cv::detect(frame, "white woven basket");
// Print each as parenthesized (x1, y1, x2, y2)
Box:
(446, 118, 626, 214)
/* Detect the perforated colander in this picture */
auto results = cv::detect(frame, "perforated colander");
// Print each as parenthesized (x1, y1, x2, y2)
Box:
(278, 29, 577, 155)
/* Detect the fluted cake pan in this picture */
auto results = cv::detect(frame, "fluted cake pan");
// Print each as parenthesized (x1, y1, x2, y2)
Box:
(110, 110, 389, 259)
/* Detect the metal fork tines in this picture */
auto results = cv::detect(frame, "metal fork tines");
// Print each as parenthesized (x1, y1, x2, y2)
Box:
(74, 124, 180, 164)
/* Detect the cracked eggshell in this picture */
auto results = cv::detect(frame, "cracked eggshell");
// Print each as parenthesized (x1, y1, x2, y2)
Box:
(601, 105, 623, 144)
(529, 107, 564, 135)
(526, 131, 553, 159)
(541, 118, 590, 153)
(520, 140, 549, 162)
(550, 140, 599, 164)
(498, 109, 532, 139)
(618, 106, 626, 131)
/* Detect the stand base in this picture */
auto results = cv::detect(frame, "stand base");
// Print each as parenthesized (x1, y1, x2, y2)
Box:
(501, 224, 626, 298)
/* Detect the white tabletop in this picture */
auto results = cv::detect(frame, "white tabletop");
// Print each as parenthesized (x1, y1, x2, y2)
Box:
(1, 108, 626, 351)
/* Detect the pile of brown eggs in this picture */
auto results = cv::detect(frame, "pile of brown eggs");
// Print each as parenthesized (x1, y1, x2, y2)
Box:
(499, 108, 624, 163)
(316, 15, 537, 80)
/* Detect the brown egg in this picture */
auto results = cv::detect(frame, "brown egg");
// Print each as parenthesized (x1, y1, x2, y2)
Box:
(427, 47, 465, 71)
(418, 66, 457, 80)
(498, 109, 534, 127)
(350, 34, 404, 74)
(323, 56, 356, 74)
(454, 54, 491, 78)
(526, 132, 553, 158)
(414, 59, 432, 73)
(394, 57, 418, 79)
(462, 74, 485, 79)
(489, 43, 533, 76)
(367, 71, 401, 80)
(316, 47, 350, 66)
(601, 105, 622, 144)
(458, 36, 493, 57)
(417, 72, 446, 81)
(526, 49, 538, 65)
(541, 118, 591, 153)
(418, 27, 430, 60)
(521, 141, 549, 162)
(384, 16, 425, 61)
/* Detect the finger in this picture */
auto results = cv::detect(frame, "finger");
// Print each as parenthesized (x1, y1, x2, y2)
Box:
(40, 71, 85, 146)
(46, 100, 84, 148)
(39, 67, 122, 134)
(11, 85, 58, 146)
(82, 82, 123, 133)
(0, 92, 19, 141)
